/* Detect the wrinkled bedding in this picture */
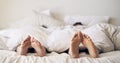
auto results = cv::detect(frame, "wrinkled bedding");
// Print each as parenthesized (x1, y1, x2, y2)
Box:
(46, 23, 120, 52)
(0, 23, 120, 63)
(0, 50, 120, 63)
(0, 23, 120, 52)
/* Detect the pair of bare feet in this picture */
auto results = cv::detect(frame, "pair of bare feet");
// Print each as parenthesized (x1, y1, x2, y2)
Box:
(17, 36, 46, 57)
(69, 32, 98, 58)
(17, 32, 98, 58)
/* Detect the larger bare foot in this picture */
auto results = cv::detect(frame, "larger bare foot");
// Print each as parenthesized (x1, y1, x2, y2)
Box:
(17, 36, 31, 55)
(82, 34, 98, 58)
(69, 32, 83, 58)
(31, 37, 46, 57)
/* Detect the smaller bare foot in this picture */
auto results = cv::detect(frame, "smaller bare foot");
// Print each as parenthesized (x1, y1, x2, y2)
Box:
(31, 37, 46, 57)
(69, 32, 83, 58)
(17, 35, 31, 55)
(82, 34, 98, 58)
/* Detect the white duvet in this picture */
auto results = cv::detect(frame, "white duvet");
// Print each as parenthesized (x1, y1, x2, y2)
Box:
(0, 23, 120, 52)
(0, 26, 49, 51)
(46, 23, 119, 52)
(0, 23, 120, 63)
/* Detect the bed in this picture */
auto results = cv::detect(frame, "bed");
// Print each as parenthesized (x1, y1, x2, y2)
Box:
(0, 11, 120, 63)
(0, 50, 120, 63)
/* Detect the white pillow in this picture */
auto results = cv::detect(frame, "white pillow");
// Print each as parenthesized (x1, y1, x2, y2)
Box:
(36, 13, 64, 28)
(40, 9, 52, 17)
(88, 16, 110, 26)
(33, 9, 52, 17)
(64, 16, 110, 26)
(81, 24, 114, 52)
(33, 9, 64, 28)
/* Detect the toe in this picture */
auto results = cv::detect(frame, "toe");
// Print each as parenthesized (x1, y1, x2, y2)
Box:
(26, 35, 31, 40)
(24, 35, 31, 42)
(74, 33, 78, 38)
(86, 35, 90, 39)
(83, 34, 85, 38)
(78, 32, 80, 38)
(31, 37, 35, 43)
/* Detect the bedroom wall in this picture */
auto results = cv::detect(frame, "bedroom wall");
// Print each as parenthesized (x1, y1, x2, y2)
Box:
(0, 0, 120, 29)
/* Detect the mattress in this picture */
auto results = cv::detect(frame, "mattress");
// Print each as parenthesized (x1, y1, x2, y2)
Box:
(0, 50, 120, 63)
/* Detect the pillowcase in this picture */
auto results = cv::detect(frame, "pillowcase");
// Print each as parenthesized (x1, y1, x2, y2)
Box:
(33, 9, 65, 28)
(38, 9, 52, 17)
(64, 16, 110, 26)
(88, 16, 110, 26)
(36, 13, 64, 28)
(81, 24, 114, 52)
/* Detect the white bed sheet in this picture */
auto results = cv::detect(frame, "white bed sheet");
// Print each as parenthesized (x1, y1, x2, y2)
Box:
(0, 50, 120, 63)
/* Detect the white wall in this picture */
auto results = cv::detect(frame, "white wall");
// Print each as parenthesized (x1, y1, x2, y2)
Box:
(0, 0, 120, 28)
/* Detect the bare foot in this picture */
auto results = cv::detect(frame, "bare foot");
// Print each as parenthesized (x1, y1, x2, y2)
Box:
(17, 35, 31, 55)
(31, 37, 46, 57)
(82, 34, 98, 58)
(69, 32, 83, 58)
